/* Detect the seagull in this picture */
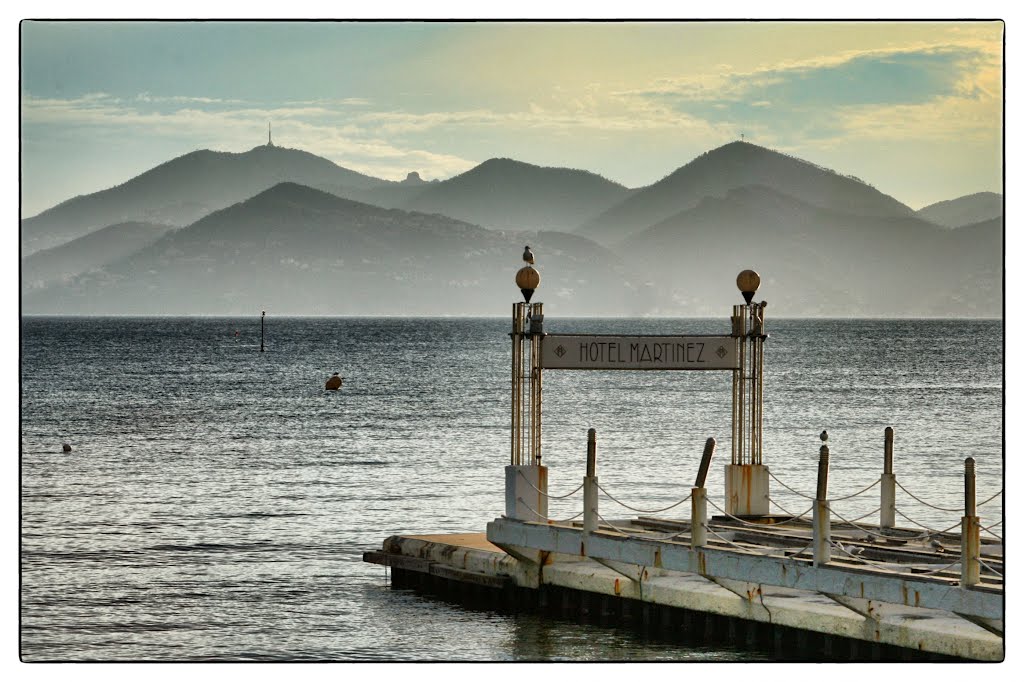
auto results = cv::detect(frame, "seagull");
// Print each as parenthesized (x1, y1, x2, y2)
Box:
(522, 245, 535, 264)
(835, 541, 863, 557)
(820, 430, 829, 442)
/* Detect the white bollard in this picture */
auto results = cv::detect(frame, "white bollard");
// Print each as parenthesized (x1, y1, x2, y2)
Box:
(880, 426, 896, 529)
(691, 487, 707, 548)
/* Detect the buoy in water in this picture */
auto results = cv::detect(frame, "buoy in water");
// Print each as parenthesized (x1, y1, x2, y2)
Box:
(325, 373, 343, 391)
(62, 443, 72, 453)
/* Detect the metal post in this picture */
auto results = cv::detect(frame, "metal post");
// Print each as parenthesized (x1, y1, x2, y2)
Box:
(528, 326, 535, 466)
(739, 305, 747, 465)
(961, 457, 980, 586)
(529, 329, 538, 466)
(692, 438, 715, 548)
(511, 303, 522, 465)
(881, 426, 896, 529)
(519, 304, 528, 466)
(260, 310, 265, 352)
(584, 428, 598, 535)
(731, 304, 746, 466)
(756, 302, 766, 465)
(529, 303, 544, 466)
(748, 304, 757, 466)
(695, 437, 716, 489)
(813, 444, 831, 566)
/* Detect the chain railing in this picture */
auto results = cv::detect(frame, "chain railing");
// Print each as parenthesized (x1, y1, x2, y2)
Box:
(894, 479, 963, 513)
(508, 427, 998, 591)
(596, 482, 693, 515)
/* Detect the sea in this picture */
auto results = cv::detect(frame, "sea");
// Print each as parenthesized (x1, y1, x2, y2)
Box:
(19, 316, 1004, 662)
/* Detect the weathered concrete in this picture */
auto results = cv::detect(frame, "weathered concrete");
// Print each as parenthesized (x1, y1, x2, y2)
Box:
(486, 518, 1002, 621)
(364, 526, 1003, 662)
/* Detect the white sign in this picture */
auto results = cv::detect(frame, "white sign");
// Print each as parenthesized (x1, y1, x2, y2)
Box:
(540, 335, 738, 370)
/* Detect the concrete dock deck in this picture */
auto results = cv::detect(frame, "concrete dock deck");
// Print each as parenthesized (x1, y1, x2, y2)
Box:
(364, 515, 1003, 661)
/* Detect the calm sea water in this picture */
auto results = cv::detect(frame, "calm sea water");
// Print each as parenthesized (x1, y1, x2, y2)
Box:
(20, 317, 1003, 661)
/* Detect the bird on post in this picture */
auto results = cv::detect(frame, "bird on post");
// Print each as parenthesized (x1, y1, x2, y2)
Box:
(516, 247, 540, 303)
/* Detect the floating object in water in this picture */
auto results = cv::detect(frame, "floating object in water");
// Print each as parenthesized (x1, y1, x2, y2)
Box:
(325, 373, 343, 391)
(62, 443, 72, 453)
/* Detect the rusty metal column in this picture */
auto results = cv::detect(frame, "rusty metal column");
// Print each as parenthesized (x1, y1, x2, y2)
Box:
(748, 303, 757, 466)
(960, 457, 981, 586)
(726, 274, 769, 517)
(731, 304, 746, 466)
(530, 329, 539, 465)
(755, 302, 766, 465)
(526, 308, 535, 467)
(880, 426, 896, 529)
(739, 304, 747, 465)
(529, 303, 545, 466)
(507, 252, 547, 521)
(813, 441, 831, 566)
(511, 303, 523, 465)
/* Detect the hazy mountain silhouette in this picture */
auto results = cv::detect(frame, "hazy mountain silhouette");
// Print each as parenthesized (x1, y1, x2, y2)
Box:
(916, 192, 1003, 228)
(358, 183, 434, 209)
(402, 158, 635, 232)
(619, 184, 1001, 317)
(20, 141, 1001, 317)
(23, 183, 637, 316)
(934, 217, 1002, 312)
(20, 144, 390, 255)
(22, 221, 177, 292)
(576, 141, 915, 244)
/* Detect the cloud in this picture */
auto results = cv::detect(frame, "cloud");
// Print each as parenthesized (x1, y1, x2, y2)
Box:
(345, 98, 725, 138)
(134, 93, 250, 105)
(609, 41, 1001, 151)
(22, 86, 726, 146)
(628, 45, 986, 106)
(18, 30, 1001, 189)
(20, 92, 481, 182)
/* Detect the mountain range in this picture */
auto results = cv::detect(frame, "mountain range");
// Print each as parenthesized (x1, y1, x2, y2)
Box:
(575, 141, 915, 244)
(20, 140, 1003, 317)
(914, 192, 1003, 228)
(22, 221, 177, 292)
(24, 183, 642, 316)
(20, 144, 390, 255)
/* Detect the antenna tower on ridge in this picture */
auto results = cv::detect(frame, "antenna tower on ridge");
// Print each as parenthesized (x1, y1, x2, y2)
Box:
(268, 122, 273, 147)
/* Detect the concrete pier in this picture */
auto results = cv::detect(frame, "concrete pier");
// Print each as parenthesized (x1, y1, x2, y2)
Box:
(365, 266, 1003, 662)
(364, 516, 1003, 661)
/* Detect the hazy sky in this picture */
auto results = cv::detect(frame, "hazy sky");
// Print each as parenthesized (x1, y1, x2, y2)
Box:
(19, 20, 1003, 216)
